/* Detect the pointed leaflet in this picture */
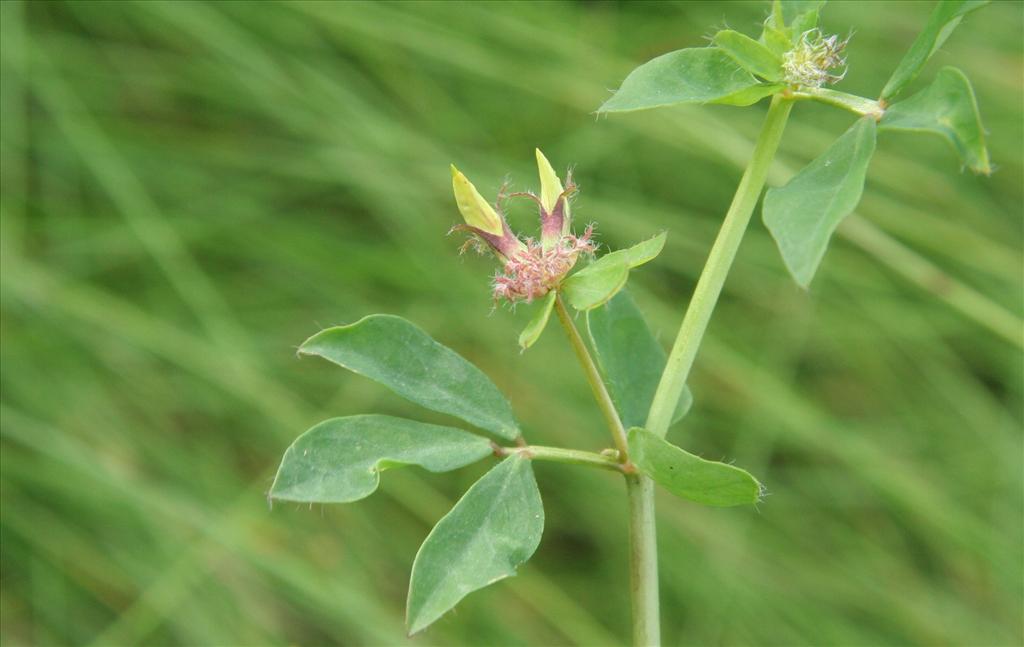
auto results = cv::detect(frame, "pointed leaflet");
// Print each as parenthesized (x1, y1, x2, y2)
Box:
(518, 290, 556, 350)
(628, 428, 762, 507)
(762, 0, 823, 54)
(775, 0, 825, 37)
(763, 117, 877, 287)
(561, 233, 666, 311)
(713, 30, 783, 82)
(598, 47, 779, 113)
(300, 315, 520, 440)
(587, 291, 692, 430)
(270, 415, 492, 503)
(880, 67, 990, 174)
(406, 455, 543, 634)
(880, 0, 988, 101)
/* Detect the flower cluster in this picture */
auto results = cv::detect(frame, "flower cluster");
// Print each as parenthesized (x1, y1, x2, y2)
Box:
(451, 150, 595, 304)
(783, 29, 848, 89)
(492, 228, 596, 303)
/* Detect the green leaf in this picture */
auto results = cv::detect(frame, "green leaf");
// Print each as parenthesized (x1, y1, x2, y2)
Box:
(406, 455, 543, 634)
(561, 233, 666, 311)
(561, 255, 629, 311)
(766, 0, 823, 48)
(880, 67, 990, 174)
(763, 117, 877, 287)
(880, 0, 988, 101)
(760, 22, 793, 58)
(713, 30, 783, 81)
(603, 231, 667, 268)
(714, 83, 785, 107)
(518, 290, 556, 350)
(587, 291, 692, 430)
(300, 315, 520, 440)
(598, 47, 775, 113)
(270, 415, 493, 503)
(628, 428, 762, 507)
(777, 0, 825, 36)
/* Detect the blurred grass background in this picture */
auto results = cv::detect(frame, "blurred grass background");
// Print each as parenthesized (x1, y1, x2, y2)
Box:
(1, 1, 1022, 645)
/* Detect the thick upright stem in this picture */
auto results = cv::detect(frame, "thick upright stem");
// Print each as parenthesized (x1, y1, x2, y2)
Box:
(626, 474, 659, 647)
(626, 95, 793, 647)
(553, 293, 631, 460)
(646, 95, 794, 438)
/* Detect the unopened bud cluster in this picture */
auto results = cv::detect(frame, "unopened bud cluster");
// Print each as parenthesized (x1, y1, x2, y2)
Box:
(451, 150, 596, 305)
(783, 29, 848, 89)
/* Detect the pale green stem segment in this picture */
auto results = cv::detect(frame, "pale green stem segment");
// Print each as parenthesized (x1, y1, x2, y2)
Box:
(646, 94, 794, 439)
(493, 444, 627, 472)
(790, 87, 885, 118)
(626, 474, 659, 647)
(555, 289, 661, 647)
(553, 293, 632, 461)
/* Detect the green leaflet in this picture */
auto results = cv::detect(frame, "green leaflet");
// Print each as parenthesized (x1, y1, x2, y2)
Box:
(598, 47, 778, 113)
(586, 291, 692, 430)
(300, 315, 520, 440)
(776, 0, 826, 36)
(270, 415, 493, 503)
(561, 233, 666, 310)
(764, 0, 824, 52)
(518, 290, 556, 350)
(880, 0, 988, 101)
(713, 30, 784, 81)
(406, 455, 543, 634)
(628, 428, 762, 507)
(763, 117, 877, 287)
(881, 67, 990, 174)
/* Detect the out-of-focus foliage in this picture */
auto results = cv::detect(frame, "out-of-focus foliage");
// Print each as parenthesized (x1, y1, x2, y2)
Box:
(1, 1, 1021, 645)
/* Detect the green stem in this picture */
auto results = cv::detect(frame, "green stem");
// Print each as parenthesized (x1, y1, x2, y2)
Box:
(646, 94, 794, 438)
(493, 443, 627, 472)
(790, 87, 884, 119)
(626, 474, 659, 647)
(625, 95, 793, 647)
(553, 293, 631, 461)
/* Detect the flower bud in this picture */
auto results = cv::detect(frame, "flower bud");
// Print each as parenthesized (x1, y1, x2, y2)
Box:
(450, 154, 595, 305)
(450, 164, 525, 261)
(783, 29, 848, 89)
(451, 164, 503, 236)
(534, 149, 575, 250)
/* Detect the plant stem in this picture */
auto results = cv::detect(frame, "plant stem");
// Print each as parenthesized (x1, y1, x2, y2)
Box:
(626, 474, 659, 647)
(553, 293, 631, 461)
(625, 94, 794, 647)
(790, 87, 884, 119)
(493, 443, 627, 472)
(646, 94, 794, 438)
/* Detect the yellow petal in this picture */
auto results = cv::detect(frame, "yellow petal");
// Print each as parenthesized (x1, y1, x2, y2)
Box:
(451, 164, 503, 237)
(535, 148, 564, 215)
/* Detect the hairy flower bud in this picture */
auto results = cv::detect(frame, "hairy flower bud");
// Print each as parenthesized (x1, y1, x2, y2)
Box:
(450, 165, 526, 261)
(783, 30, 848, 89)
(450, 152, 595, 304)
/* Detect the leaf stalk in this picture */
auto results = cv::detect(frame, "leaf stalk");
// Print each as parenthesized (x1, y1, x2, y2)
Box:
(492, 442, 631, 473)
